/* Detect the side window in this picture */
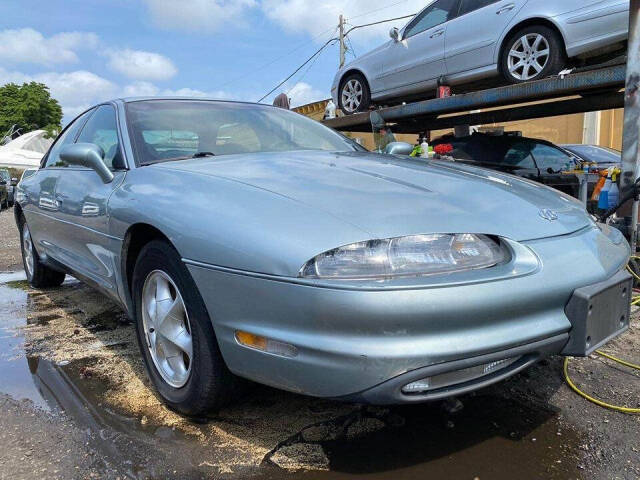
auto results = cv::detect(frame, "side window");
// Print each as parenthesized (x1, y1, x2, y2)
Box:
(404, 0, 459, 39)
(459, 0, 499, 16)
(44, 109, 94, 168)
(504, 142, 535, 168)
(531, 144, 572, 172)
(76, 105, 123, 169)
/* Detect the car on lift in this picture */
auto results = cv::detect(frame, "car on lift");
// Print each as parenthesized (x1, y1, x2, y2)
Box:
(332, 0, 629, 114)
(15, 98, 631, 415)
(431, 132, 581, 197)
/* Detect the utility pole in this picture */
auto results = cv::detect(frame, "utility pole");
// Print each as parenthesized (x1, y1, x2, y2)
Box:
(339, 14, 346, 68)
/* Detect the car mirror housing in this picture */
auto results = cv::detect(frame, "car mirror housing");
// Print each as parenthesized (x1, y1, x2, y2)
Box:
(10, 177, 18, 186)
(389, 27, 400, 42)
(384, 142, 414, 156)
(59, 143, 114, 184)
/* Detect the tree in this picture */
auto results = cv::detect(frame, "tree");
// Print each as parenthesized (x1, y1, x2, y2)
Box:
(0, 82, 62, 138)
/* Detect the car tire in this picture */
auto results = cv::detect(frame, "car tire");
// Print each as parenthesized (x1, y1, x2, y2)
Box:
(338, 72, 371, 115)
(500, 25, 565, 84)
(131, 239, 236, 415)
(18, 216, 66, 288)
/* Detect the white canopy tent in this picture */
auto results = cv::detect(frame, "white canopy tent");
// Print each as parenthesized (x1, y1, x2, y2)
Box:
(0, 130, 53, 169)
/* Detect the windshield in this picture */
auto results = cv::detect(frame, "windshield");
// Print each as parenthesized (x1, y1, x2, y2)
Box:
(564, 145, 620, 164)
(125, 100, 358, 165)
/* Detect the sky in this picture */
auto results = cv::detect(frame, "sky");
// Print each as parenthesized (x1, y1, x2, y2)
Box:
(0, 0, 428, 124)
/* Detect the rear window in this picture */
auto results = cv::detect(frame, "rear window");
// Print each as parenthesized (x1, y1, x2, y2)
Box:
(565, 145, 620, 164)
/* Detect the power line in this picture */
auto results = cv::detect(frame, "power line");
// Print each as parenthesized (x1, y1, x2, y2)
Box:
(215, 25, 338, 91)
(257, 10, 417, 103)
(258, 38, 338, 103)
(344, 13, 416, 36)
(349, 0, 413, 20)
(286, 39, 330, 95)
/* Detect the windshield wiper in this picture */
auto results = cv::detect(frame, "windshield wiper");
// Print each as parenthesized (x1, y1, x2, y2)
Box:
(140, 151, 216, 166)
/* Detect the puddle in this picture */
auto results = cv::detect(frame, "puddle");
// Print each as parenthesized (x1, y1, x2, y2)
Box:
(0, 270, 27, 284)
(0, 273, 590, 479)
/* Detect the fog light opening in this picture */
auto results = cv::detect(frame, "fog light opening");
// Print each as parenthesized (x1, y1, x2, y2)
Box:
(401, 378, 431, 394)
(235, 330, 298, 358)
(401, 356, 521, 395)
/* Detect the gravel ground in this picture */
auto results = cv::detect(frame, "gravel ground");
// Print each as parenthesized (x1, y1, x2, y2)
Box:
(0, 207, 21, 271)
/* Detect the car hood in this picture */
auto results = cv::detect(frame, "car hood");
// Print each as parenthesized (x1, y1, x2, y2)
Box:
(160, 150, 591, 242)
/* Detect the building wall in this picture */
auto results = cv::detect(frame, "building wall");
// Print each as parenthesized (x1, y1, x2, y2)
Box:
(294, 100, 624, 151)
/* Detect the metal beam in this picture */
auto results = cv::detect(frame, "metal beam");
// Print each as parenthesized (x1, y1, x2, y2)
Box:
(324, 65, 626, 133)
(622, 0, 640, 252)
(391, 94, 624, 133)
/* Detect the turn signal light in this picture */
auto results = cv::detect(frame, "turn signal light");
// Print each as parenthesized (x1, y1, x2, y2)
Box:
(235, 330, 298, 358)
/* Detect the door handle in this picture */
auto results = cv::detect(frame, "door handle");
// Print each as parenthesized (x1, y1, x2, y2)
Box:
(496, 3, 515, 14)
(430, 29, 444, 38)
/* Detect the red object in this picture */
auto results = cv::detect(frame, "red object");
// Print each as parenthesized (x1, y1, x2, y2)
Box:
(438, 86, 451, 98)
(434, 143, 453, 155)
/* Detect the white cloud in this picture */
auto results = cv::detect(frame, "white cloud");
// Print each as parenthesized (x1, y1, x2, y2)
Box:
(142, 0, 257, 32)
(0, 28, 98, 66)
(0, 67, 117, 119)
(106, 48, 177, 81)
(122, 81, 232, 99)
(286, 82, 326, 107)
(0, 68, 233, 123)
(261, 0, 425, 43)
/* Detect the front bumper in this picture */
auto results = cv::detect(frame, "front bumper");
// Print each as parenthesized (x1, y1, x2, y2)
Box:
(187, 226, 629, 402)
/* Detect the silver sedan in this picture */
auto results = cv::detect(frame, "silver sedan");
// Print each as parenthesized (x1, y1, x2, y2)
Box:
(15, 98, 631, 414)
(332, 0, 629, 114)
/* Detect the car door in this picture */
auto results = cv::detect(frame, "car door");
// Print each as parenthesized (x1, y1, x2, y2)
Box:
(19, 109, 94, 261)
(380, 0, 459, 94)
(529, 142, 579, 197)
(445, 0, 527, 76)
(52, 104, 127, 298)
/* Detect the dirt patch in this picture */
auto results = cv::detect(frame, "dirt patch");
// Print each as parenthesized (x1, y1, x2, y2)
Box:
(0, 208, 21, 271)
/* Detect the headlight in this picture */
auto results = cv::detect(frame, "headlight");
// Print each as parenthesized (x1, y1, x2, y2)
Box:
(299, 234, 507, 279)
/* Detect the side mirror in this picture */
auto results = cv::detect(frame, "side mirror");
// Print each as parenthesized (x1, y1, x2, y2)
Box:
(389, 27, 400, 42)
(547, 167, 555, 174)
(10, 177, 18, 186)
(59, 143, 114, 183)
(384, 142, 414, 156)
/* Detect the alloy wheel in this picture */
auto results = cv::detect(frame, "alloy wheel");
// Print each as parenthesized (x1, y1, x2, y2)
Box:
(142, 270, 193, 388)
(22, 224, 34, 279)
(507, 33, 550, 81)
(341, 79, 363, 114)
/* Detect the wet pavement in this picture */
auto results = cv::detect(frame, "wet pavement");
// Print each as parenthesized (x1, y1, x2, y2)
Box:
(0, 271, 639, 479)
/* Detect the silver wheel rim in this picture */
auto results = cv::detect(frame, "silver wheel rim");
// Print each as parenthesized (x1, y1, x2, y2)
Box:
(22, 224, 34, 279)
(142, 270, 193, 388)
(341, 79, 363, 113)
(507, 33, 550, 81)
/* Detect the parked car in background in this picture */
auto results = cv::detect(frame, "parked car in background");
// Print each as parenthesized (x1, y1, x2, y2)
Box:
(0, 168, 17, 207)
(432, 133, 580, 197)
(0, 168, 10, 209)
(332, 0, 629, 114)
(15, 98, 630, 415)
(562, 144, 621, 172)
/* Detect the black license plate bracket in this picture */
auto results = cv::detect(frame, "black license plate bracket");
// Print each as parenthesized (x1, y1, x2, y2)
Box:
(561, 270, 632, 357)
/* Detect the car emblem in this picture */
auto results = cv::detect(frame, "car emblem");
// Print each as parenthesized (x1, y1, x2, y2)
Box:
(539, 208, 558, 221)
